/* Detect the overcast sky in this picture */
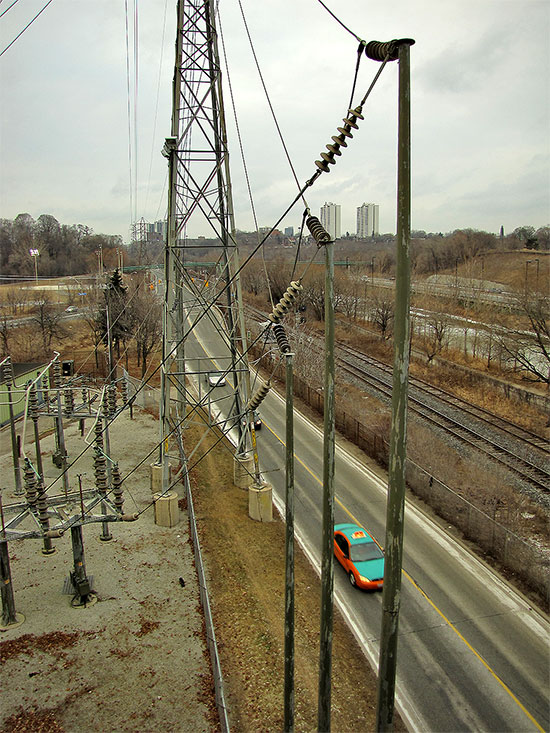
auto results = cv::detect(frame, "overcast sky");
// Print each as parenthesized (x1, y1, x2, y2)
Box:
(1, 0, 548, 242)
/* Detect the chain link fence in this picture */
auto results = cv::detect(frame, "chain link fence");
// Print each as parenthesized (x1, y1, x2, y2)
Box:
(123, 371, 160, 411)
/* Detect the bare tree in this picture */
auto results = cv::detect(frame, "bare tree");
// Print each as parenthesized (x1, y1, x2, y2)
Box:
(0, 309, 11, 355)
(4, 288, 29, 316)
(369, 292, 394, 339)
(335, 271, 361, 320)
(493, 291, 550, 385)
(127, 284, 163, 377)
(417, 313, 450, 363)
(31, 292, 67, 353)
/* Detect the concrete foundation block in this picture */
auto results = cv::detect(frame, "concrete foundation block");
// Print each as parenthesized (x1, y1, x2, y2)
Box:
(150, 462, 172, 492)
(248, 482, 273, 522)
(153, 491, 180, 527)
(234, 452, 254, 489)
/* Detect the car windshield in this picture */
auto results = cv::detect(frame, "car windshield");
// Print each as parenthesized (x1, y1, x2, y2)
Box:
(350, 541, 383, 563)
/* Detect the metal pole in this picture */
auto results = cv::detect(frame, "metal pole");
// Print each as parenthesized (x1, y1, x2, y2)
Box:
(284, 351, 295, 732)
(30, 384, 44, 481)
(0, 540, 17, 626)
(376, 38, 414, 733)
(106, 303, 115, 384)
(318, 236, 335, 732)
(206, 0, 248, 454)
(6, 380, 23, 496)
(70, 524, 91, 603)
(56, 393, 69, 498)
(0, 491, 18, 627)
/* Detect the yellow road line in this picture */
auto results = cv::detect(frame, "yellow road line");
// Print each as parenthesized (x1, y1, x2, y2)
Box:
(264, 420, 545, 733)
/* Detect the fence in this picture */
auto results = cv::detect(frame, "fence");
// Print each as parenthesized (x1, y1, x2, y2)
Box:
(123, 371, 160, 411)
(271, 361, 549, 605)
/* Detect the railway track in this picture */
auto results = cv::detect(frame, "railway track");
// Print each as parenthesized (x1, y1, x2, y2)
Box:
(337, 343, 550, 497)
(245, 306, 550, 500)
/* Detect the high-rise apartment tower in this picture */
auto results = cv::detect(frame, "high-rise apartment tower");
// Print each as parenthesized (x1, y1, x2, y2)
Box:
(320, 202, 341, 240)
(356, 203, 379, 238)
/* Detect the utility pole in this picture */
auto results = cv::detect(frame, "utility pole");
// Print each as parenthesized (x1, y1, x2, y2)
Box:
(2, 359, 23, 496)
(375, 38, 414, 732)
(307, 217, 335, 733)
(284, 350, 295, 732)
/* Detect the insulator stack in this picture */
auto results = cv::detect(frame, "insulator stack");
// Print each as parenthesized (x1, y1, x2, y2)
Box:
(64, 388, 75, 417)
(112, 463, 124, 514)
(315, 106, 364, 173)
(82, 388, 88, 408)
(94, 419, 104, 450)
(2, 359, 13, 386)
(248, 381, 270, 411)
(121, 378, 128, 406)
(28, 384, 39, 421)
(94, 422, 107, 493)
(273, 324, 291, 354)
(42, 375, 50, 406)
(306, 216, 332, 245)
(52, 361, 62, 389)
(107, 384, 117, 417)
(36, 480, 51, 534)
(268, 281, 303, 323)
(24, 459, 38, 511)
(364, 39, 399, 62)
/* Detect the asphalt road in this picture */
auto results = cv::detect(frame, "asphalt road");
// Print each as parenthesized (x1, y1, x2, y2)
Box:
(185, 298, 549, 733)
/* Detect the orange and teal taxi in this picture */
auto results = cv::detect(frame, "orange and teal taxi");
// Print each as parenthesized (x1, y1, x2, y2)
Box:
(334, 523, 384, 590)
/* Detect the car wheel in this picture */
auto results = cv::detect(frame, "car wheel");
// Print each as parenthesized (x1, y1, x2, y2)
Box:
(349, 571, 357, 587)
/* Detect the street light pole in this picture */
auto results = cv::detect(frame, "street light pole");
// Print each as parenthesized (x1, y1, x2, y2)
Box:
(29, 249, 40, 284)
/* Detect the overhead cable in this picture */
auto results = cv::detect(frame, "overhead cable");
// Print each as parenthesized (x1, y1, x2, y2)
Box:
(217, 8, 275, 309)
(0, 0, 21, 20)
(143, 0, 169, 217)
(314, 0, 363, 43)
(236, 0, 308, 209)
(124, 0, 134, 230)
(0, 0, 54, 57)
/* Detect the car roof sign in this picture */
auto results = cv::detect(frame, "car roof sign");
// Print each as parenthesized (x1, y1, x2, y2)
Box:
(351, 530, 366, 539)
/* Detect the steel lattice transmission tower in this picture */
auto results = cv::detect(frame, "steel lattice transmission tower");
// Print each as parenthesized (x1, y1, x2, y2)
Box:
(159, 0, 254, 489)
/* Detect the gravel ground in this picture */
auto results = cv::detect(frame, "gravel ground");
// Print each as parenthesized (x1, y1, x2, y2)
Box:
(0, 407, 217, 732)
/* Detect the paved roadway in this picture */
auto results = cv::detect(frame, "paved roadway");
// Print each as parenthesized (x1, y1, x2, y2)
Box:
(185, 300, 549, 732)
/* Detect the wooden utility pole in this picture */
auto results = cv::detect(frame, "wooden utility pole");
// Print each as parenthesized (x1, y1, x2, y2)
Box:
(375, 38, 414, 732)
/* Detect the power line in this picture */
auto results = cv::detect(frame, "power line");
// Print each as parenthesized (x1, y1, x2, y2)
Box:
(143, 0, 169, 217)
(133, 0, 139, 224)
(236, 0, 307, 208)
(0, 0, 55, 58)
(0, 0, 21, 20)
(314, 0, 363, 42)
(124, 0, 134, 232)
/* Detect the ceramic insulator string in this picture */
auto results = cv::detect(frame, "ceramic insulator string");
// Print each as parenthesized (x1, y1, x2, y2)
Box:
(268, 281, 303, 323)
(314, 106, 364, 174)
(306, 216, 332, 244)
(272, 323, 291, 354)
(248, 381, 270, 411)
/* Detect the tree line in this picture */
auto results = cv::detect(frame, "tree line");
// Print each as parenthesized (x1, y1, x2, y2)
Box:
(0, 269, 162, 378)
(240, 255, 549, 387)
(0, 213, 123, 279)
